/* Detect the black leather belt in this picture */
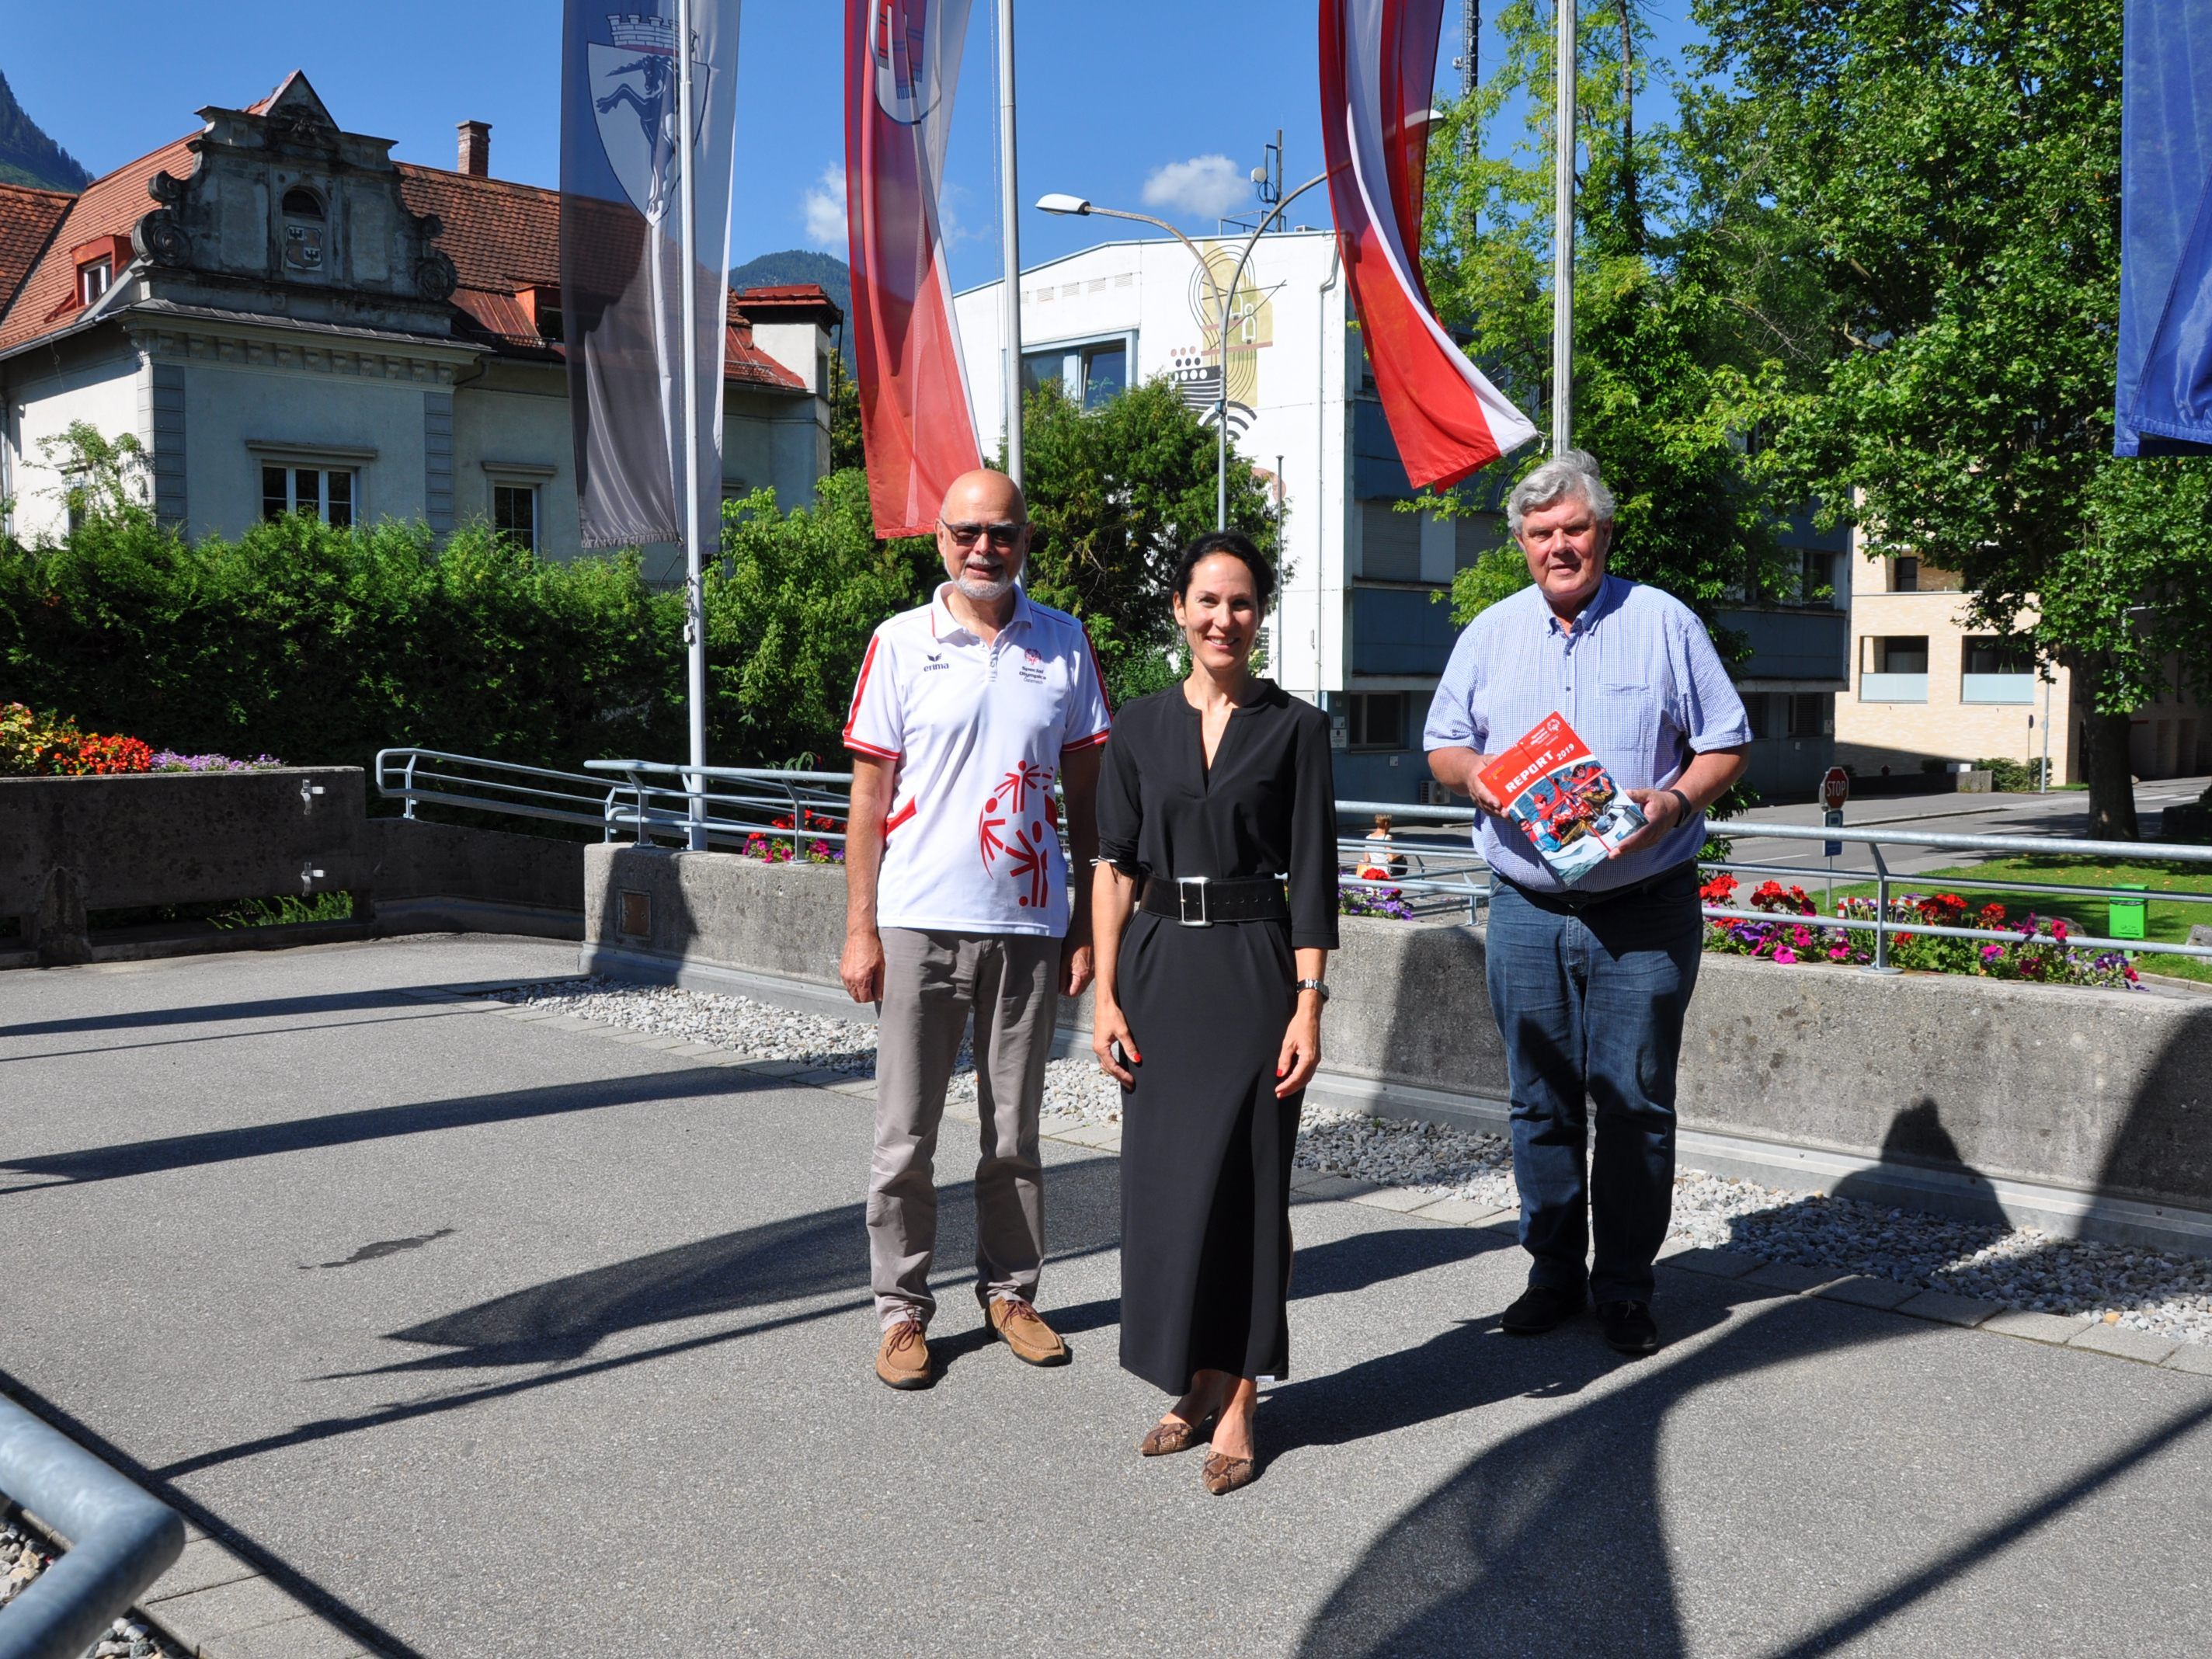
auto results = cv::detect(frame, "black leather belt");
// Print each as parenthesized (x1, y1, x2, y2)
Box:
(1137, 874, 1290, 927)
(1497, 860, 1697, 915)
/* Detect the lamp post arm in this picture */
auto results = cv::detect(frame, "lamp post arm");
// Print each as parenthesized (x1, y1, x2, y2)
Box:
(1075, 204, 1224, 315)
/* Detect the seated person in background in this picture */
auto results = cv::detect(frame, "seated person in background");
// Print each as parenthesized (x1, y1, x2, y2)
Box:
(1358, 813, 1407, 882)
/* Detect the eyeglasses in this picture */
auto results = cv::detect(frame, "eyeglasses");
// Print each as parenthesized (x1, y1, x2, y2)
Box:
(939, 520, 1023, 547)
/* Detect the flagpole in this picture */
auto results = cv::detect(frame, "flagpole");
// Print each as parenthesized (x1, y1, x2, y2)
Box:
(996, 0, 1023, 483)
(677, 0, 708, 850)
(1552, 0, 1574, 454)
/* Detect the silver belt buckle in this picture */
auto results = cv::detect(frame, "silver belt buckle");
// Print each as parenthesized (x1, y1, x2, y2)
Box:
(1177, 875, 1212, 927)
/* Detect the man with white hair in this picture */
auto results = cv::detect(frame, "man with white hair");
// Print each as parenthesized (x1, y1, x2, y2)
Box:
(1424, 450, 1750, 1356)
(840, 468, 1111, 1389)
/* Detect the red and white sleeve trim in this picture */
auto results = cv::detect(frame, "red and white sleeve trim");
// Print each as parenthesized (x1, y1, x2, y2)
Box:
(843, 737, 902, 761)
(1060, 726, 1111, 753)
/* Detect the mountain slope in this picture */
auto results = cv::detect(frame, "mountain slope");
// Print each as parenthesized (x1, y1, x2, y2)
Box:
(0, 70, 90, 193)
(730, 249, 852, 363)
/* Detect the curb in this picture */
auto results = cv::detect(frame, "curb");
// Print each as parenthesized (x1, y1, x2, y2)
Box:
(2, 1452, 388, 1659)
(430, 981, 2212, 1385)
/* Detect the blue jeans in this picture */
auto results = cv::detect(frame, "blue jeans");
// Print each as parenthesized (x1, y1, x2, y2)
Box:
(1483, 866, 1702, 1305)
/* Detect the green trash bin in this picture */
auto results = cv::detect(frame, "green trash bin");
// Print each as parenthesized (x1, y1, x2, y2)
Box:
(2109, 883, 2148, 941)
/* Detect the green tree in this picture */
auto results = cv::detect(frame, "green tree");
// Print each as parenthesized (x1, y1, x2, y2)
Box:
(1421, 2, 1793, 634)
(1017, 377, 1280, 704)
(1690, 0, 2212, 837)
(706, 468, 934, 765)
(36, 420, 153, 529)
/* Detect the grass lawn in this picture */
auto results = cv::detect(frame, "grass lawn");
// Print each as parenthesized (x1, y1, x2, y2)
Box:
(1820, 855, 2212, 985)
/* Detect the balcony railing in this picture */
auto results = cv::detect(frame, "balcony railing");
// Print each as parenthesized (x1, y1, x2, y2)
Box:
(1859, 672, 1929, 703)
(1961, 673, 2037, 705)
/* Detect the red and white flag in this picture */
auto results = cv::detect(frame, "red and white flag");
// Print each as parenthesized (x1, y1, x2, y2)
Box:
(1320, 0, 1536, 489)
(846, 1, 983, 537)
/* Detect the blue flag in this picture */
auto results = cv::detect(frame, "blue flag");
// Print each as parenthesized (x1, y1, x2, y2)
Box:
(560, 1, 742, 544)
(2118, 0, 2212, 456)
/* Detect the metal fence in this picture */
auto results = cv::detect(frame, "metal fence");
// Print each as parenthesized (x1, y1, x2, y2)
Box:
(374, 750, 2212, 966)
(0, 1395, 184, 1659)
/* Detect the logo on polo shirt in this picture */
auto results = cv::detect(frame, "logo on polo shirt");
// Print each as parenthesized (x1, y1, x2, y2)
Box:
(978, 761, 1059, 910)
(1017, 645, 1047, 685)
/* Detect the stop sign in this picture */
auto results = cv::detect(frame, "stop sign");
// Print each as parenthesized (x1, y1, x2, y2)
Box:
(1821, 766, 1851, 812)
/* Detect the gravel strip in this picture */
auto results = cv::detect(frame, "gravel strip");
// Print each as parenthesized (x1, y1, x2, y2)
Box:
(1293, 1108, 2212, 1348)
(489, 979, 1123, 1124)
(485, 980, 2212, 1349)
(0, 1522, 176, 1656)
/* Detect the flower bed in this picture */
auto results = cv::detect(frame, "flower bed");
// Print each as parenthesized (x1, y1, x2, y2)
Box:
(1339, 878, 1417, 920)
(1701, 873, 2141, 989)
(742, 808, 844, 865)
(2, 703, 281, 777)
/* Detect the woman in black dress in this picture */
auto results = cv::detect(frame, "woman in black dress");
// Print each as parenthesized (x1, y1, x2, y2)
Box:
(1090, 531, 1338, 1496)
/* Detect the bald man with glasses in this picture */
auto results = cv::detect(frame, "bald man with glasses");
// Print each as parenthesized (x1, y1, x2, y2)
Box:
(840, 468, 1114, 1389)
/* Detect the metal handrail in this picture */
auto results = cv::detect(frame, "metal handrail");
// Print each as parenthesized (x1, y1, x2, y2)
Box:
(0, 1394, 185, 1659)
(374, 753, 2212, 965)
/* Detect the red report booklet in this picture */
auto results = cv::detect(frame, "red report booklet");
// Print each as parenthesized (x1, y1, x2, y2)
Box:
(1478, 712, 1648, 885)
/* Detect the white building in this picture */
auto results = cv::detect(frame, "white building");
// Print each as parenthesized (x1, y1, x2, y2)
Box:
(956, 231, 1502, 802)
(0, 72, 837, 586)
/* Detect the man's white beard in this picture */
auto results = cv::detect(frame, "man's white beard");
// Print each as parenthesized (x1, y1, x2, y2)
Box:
(955, 572, 1016, 603)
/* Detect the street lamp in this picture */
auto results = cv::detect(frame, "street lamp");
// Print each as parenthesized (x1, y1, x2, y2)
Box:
(1040, 116, 1442, 530)
(1038, 173, 1330, 530)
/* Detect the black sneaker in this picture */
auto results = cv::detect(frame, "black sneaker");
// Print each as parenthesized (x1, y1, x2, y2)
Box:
(1597, 1300, 1660, 1357)
(1500, 1284, 1584, 1335)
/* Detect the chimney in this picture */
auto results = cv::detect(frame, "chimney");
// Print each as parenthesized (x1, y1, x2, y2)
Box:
(457, 120, 492, 178)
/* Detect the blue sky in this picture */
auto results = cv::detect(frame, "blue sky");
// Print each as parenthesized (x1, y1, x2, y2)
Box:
(5, 2, 1707, 290)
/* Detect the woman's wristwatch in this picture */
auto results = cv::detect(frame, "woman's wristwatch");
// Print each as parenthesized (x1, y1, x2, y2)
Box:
(1295, 978, 1330, 1003)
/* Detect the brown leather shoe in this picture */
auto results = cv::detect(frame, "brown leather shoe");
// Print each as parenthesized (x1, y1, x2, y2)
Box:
(986, 1296, 1069, 1365)
(1201, 1451, 1257, 1496)
(874, 1313, 930, 1389)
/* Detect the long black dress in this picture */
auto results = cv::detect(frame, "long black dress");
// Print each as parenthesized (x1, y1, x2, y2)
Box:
(1096, 679, 1340, 1393)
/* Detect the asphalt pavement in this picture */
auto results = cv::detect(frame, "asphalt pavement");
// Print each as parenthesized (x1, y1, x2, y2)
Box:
(2, 936, 2210, 1657)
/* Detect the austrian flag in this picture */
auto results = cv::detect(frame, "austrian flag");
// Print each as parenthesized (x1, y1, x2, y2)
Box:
(1320, 0, 1536, 489)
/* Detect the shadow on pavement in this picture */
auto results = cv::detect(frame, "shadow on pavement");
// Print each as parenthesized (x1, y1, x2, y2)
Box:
(0, 1066, 780, 1192)
(0, 986, 436, 1041)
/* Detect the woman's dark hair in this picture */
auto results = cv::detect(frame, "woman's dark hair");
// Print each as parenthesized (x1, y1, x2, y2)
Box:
(1173, 530, 1277, 608)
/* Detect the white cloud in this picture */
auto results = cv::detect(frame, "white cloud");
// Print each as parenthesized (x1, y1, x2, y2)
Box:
(802, 164, 845, 249)
(1141, 154, 1251, 220)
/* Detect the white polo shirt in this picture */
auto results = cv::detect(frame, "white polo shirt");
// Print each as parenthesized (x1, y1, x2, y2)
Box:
(843, 584, 1112, 937)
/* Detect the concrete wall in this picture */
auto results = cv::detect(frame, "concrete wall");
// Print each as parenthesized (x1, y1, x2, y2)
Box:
(582, 843, 2212, 1252)
(365, 817, 583, 940)
(0, 774, 586, 962)
(0, 768, 370, 962)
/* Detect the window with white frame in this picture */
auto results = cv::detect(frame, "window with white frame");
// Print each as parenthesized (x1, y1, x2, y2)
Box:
(262, 464, 354, 526)
(78, 259, 112, 307)
(1020, 335, 1132, 410)
(492, 482, 538, 551)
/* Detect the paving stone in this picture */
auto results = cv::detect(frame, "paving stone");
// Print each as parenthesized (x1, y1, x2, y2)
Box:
(668, 1042, 726, 1059)
(1897, 1290, 2000, 1328)
(1297, 1175, 1379, 1202)
(1814, 1275, 1918, 1311)
(1407, 1196, 1506, 1226)
(599, 1028, 673, 1045)
(1981, 1309, 2098, 1345)
(1744, 1261, 1837, 1294)
(2162, 1342, 2212, 1377)
(1056, 1122, 1121, 1150)
(1660, 1247, 1759, 1280)
(1349, 1185, 1436, 1213)
(148, 1577, 314, 1650)
(141, 1537, 258, 1603)
(206, 1612, 374, 1659)
(540, 1015, 600, 1034)
(2068, 1323, 2182, 1365)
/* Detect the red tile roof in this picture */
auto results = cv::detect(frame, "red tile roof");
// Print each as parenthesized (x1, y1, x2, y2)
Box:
(0, 117, 835, 395)
(0, 136, 196, 353)
(0, 183, 73, 324)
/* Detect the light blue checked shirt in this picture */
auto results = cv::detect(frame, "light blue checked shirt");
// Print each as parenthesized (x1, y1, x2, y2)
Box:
(1423, 575, 1752, 895)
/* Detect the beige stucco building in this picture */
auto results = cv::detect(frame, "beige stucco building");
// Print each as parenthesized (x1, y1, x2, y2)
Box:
(1834, 533, 2210, 785)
